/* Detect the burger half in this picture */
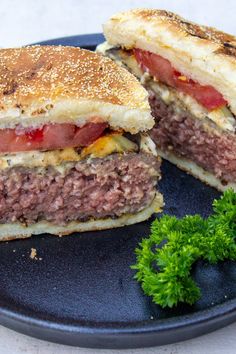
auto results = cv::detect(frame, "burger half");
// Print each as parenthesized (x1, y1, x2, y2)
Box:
(98, 9, 236, 191)
(0, 46, 162, 241)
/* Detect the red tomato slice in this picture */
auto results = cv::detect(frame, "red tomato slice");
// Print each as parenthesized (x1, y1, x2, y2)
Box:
(134, 49, 227, 110)
(26, 128, 44, 142)
(43, 124, 76, 150)
(0, 121, 107, 153)
(0, 130, 16, 152)
(72, 122, 108, 147)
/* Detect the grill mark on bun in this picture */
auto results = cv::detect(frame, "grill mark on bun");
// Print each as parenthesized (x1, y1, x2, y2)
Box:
(117, 9, 236, 59)
(3, 80, 18, 95)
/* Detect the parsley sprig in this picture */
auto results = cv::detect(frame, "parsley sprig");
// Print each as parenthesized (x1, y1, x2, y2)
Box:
(132, 189, 236, 308)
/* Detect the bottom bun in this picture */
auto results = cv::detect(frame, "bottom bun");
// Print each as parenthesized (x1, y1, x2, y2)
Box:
(157, 148, 236, 192)
(0, 193, 163, 242)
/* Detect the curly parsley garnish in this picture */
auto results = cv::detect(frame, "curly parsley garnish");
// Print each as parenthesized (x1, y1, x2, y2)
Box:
(132, 189, 236, 308)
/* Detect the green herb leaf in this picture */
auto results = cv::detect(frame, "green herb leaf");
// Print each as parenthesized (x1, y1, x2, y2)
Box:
(132, 189, 236, 308)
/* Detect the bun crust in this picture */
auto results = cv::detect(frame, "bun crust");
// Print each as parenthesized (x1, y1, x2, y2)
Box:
(0, 193, 163, 242)
(0, 45, 153, 133)
(103, 9, 236, 115)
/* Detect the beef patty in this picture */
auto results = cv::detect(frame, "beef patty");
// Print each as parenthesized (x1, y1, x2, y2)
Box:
(149, 91, 236, 184)
(0, 152, 159, 225)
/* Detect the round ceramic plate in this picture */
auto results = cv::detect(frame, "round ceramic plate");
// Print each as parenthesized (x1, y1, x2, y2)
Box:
(0, 34, 236, 349)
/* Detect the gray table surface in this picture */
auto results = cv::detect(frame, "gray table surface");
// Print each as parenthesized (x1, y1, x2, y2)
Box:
(0, 0, 236, 353)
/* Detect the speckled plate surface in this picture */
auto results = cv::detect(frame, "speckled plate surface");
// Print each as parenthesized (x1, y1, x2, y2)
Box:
(0, 34, 236, 349)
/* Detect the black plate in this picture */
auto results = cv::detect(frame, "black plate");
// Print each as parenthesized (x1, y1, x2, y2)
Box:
(0, 34, 236, 349)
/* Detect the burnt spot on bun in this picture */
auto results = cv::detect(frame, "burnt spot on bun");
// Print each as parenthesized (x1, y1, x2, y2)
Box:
(3, 80, 18, 95)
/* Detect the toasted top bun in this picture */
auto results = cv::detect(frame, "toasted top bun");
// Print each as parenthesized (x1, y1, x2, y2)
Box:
(103, 9, 236, 115)
(0, 45, 153, 133)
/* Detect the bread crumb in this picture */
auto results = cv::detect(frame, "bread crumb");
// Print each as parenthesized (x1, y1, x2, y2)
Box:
(29, 248, 42, 261)
(30, 248, 37, 260)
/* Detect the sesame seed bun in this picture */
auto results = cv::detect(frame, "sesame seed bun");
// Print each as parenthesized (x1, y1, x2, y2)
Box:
(0, 45, 153, 133)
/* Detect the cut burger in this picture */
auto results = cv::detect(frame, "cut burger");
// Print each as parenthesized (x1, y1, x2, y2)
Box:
(98, 9, 236, 191)
(0, 45, 162, 241)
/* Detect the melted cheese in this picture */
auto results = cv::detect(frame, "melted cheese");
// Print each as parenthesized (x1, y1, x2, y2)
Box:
(149, 80, 236, 133)
(81, 133, 137, 158)
(0, 133, 137, 170)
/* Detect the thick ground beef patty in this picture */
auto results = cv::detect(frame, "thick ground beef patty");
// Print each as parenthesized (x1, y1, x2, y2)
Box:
(0, 152, 159, 225)
(149, 91, 236, 184)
